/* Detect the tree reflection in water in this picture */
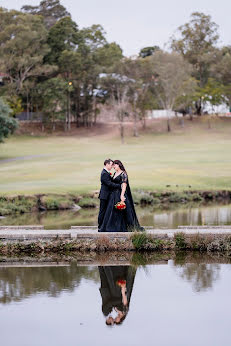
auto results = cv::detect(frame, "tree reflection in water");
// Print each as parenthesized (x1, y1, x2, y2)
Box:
(174, 262, 220, 292)
(0, 264, 99, 304)
(98, 266, 137, 326)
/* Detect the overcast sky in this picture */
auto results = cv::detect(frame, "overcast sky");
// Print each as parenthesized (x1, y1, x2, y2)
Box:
(2, 0, 231, 56)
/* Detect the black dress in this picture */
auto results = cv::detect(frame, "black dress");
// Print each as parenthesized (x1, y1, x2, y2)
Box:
(98, 266, 136, 317)
(99, 172, 142, 232)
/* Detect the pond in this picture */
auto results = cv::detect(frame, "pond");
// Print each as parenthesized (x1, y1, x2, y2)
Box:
(0, 253, 230, 346)
(1, 202, 231, 229)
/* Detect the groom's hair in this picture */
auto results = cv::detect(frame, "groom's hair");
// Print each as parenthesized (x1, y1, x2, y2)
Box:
(104, 159, 113, 166)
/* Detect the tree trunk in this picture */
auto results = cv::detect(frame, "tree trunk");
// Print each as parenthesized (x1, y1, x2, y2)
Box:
(167, 118, 171, 132)
(179, 117, 184, 127)
(120, 112, 125, 144)
(26, 91, 29, 121)
(67, 91, 71, 131)
(133, 111, 139, 137)
(195, 99, 202, 115)
(142, 111, 146, 129)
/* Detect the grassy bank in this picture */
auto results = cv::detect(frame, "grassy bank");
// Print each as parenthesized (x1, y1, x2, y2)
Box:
(1, 117, 231, 195)
(0, 231, 231, 254)
(0, 190, 230, 216)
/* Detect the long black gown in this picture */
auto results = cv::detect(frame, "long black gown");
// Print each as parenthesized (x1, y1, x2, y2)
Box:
(98, 266, 136, 317)
(99, 172, 142, 232)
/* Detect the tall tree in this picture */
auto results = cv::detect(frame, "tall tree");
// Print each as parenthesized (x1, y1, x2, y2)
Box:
(0, 8, 55, 93)
(211, 46, 231, 109)
(148, 51, 194, 131)
(58, 25, 123, 127)
(44, 16, 79, 65)
(171, 12, 219, 114)
(21, 0, 70, 29)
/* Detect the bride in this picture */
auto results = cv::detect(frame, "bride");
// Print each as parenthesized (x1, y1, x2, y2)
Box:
(99, 160, 143, 232)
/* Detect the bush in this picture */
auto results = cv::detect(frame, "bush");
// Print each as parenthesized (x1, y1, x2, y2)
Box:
(174, 232, 187, 249)
(0, 98, 18, 142)
(132, 232, 148, 249)
(132, 190, 158, 205)
(78, 197, 99, 208)
(0, 195, 37, 215)
(131, 232, 164, 251)
(41, 195, 74, 210)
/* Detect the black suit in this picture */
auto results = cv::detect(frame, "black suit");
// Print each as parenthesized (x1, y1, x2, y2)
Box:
(98, 169, 120, 231)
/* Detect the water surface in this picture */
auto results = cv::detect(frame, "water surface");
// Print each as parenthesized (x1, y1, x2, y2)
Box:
(1, 202, 231, 229)
(0, 254, 230, 346)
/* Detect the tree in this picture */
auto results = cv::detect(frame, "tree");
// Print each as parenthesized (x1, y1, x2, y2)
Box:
(0, 8, 55, 93)
(139, 46, 160, 58)
(211, 46, 231, 109)
(36, 77, 71, 131)
(147, 51, 194, 131)
(21, 0, 70, 29)
(100, 64, 133, 143)
(45, 16, 79, 65)
(58, 25, 123, 128)
(171, 12, 219, 114)
(0, 98, 18, 142)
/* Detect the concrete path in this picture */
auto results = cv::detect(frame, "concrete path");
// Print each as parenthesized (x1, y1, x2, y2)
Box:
(0, 225, 231, 241)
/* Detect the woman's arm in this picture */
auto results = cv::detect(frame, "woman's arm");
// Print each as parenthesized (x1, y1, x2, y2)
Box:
(120, 172, 128, 202)
(120, 183, 127, 202)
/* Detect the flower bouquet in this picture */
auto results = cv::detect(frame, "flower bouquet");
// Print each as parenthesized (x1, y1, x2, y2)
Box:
(116, 279, 126, 287)
(115, 201, 126, 210)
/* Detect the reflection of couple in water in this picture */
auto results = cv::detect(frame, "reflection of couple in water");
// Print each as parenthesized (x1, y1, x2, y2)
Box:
(98, 266, 136, 326)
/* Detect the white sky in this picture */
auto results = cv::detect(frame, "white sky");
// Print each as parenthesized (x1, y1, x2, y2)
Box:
(1, 0, 231, 56)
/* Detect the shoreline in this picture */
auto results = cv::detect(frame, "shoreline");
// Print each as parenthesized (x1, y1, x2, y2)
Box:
(0, 226, 231, 254)
(0, 189, 231, 216)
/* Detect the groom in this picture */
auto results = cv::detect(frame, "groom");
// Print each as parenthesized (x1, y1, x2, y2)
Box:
(98, 159, 121, 232)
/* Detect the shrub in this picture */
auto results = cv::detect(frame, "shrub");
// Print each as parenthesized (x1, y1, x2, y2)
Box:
(78, 197, 99, 208)
(41, 195, 74, 210)
(0, 195, 37, 214)
(174, 232, 187, 249)
(132, 232, 148, 249)
(132, 190, 157, 205)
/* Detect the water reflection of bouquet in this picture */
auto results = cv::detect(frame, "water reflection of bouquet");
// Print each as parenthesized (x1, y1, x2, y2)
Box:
(116, 279, 126, 287)
(115, 201, 126, 210)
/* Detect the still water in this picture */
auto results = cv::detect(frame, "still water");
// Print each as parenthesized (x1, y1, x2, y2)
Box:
(1, 202, 231, 229)
(0, 254, 230, 346)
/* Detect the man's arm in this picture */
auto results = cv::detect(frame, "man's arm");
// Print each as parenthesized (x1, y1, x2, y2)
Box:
(101, 173, 120, 189)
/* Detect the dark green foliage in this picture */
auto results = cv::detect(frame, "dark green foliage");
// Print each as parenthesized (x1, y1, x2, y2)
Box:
(0, 98, 18, 142)
(139, 45, 160, 58)
(45, 17, 79, 64)
(131, 232, 164, 251)
(132, 233, 148, 249)
(175, 233, 187, 249)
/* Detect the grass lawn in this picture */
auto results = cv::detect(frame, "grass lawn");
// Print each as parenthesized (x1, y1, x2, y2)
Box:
(0, 117, 231, 195)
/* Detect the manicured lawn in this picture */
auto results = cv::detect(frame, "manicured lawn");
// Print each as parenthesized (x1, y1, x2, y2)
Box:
(1, 118, 231, 195)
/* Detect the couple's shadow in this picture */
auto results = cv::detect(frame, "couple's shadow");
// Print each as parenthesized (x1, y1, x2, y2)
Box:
(98, 265, 136, 326)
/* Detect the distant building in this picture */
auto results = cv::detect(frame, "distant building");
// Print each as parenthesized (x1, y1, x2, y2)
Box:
(147, 110, 183, 119)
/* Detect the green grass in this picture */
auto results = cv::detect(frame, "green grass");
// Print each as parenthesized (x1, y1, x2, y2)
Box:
(1, 118, 231, 195)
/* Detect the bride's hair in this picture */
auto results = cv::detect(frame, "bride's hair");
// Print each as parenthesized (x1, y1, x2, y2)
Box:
(113, 160, 126, 173)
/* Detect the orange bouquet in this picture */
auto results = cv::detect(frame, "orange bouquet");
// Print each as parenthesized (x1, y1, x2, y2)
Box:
(115, 201, 126, 210)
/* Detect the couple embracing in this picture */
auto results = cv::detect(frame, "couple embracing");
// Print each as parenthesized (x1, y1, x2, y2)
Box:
(98, 159, 143, 232)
